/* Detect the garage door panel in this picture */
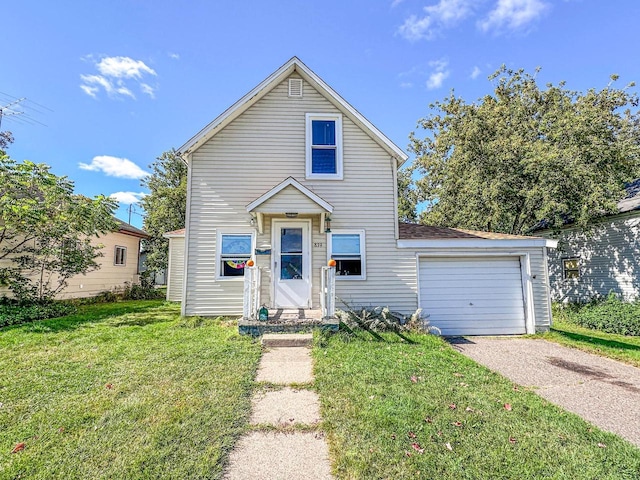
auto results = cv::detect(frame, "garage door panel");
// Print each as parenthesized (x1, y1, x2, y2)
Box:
(419, 256, 526, 336)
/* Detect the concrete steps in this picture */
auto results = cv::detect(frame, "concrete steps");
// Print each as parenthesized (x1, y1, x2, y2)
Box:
(239, 309, 339, 336)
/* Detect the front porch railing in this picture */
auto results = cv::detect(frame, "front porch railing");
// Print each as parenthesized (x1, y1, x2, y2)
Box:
(321, 266, 336, 319)
(243, 266, 261, 320)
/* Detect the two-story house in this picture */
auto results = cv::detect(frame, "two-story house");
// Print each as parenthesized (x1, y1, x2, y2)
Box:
(166, 57, 556, 336)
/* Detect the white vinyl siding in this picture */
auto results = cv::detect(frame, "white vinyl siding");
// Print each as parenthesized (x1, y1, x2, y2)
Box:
(419, 256, 526, 336)
(543, 214, 640, 302)
(183, 73, 416, 316)
(166, 236, 185, 302)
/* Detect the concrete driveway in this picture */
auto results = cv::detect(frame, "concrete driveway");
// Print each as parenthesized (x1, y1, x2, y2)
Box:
(451, 337, 640, 447)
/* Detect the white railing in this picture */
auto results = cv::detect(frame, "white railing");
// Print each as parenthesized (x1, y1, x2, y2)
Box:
(243, 266, 261, 320)
(321, 266, 336, 319)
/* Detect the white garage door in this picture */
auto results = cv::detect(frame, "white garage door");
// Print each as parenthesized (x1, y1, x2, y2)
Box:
(419, 256, 526, 336)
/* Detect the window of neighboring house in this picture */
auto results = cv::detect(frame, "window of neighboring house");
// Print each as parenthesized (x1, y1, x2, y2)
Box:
(217, 232, 254, 279)
(563, 257, 580, 279)
(328, 230, 365, 280)
(115, 246, 127, 266)
(306, 113, 343, 179)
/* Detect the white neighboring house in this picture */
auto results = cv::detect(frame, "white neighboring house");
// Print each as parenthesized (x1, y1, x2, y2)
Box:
(166, 57, 557, 335)
(538, 179, 640, 303)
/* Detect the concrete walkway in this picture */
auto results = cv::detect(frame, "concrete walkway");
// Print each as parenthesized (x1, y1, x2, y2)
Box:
(452, 337, 640, 447)
(224, 335, 333, 479)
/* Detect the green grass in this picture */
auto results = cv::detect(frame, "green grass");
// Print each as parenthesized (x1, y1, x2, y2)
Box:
(0, 301, 262, 479)
(313, 331, 640, 479)
(542, 319, 640, 368)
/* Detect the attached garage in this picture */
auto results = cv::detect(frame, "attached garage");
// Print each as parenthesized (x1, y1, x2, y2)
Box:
(398, 223, 557, 336)
(418, 256, 527, 336)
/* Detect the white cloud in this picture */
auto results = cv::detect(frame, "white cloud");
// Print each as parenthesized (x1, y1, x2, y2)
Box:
(478, 0, 549, 32)
(96, 56, 156, 79)
(426, 59, 450, 89)
(168, 52, 180, 60)
(470, 65, 482, 79)
(140, 83, 156, 98)
(391, 0, 405, 7)
(79, 155, 149, 179)
(397, 0, 474, 41)
(110, 191, 147, 204)
(400, 81, 414, 88)
(80, 56, 157, 100)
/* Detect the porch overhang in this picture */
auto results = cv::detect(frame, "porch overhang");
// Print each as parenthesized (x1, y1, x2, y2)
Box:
(246, 177, 333, 234)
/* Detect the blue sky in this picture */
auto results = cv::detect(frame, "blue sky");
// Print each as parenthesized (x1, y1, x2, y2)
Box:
(3, 0, 639, 228)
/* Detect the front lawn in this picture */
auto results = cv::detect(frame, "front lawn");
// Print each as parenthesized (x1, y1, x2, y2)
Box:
(0, 301, 261, 479)
(313, 331, 640, 479)
(542, 320, 640, 368)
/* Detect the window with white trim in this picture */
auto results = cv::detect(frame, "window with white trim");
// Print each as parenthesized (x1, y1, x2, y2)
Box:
(114, 246, 127, 266)
(562, 257, 580, 279)
(306, 113, 343, 179)
(328, 230, 365, 279)
(216, 231, 254, 279)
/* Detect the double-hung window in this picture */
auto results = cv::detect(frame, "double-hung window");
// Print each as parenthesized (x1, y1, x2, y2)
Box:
(328, 230, 365, 280)
(306, 113, 343, 179)
(217, 231, 254, 279)
(562, 257, 580, 279)
(114, 246, 127, 266)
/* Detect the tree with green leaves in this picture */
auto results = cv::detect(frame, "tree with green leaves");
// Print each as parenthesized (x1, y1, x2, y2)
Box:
(397, 167, 418, 222)
(410, 66, 640, 235)
(0, 157, 117, 302)
(139, 149, 187, 277)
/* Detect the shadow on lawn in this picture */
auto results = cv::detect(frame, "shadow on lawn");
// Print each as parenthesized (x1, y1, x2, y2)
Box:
(551, 327, 640, 353)
(5, 302, 171, 334)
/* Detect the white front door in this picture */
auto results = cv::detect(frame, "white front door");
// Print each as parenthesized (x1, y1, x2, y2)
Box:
(273, 220, 311, 308)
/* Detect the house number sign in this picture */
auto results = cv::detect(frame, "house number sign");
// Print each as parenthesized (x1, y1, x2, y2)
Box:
(313, 242, 323, 248)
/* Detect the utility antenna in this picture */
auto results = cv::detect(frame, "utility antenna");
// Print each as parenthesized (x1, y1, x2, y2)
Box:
(0, 98, 26, 129)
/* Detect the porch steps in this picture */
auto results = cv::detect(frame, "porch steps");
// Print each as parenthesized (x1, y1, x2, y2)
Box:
(238, 308, 339, 336)
(261, 333, 313, 347)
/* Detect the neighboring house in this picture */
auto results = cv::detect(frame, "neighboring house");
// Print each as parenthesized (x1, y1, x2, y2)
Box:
(0, 219, 148, 299)
(138, 251, 167, 286)
(167, 57, 556, 335)
(538, 179, 640, 303)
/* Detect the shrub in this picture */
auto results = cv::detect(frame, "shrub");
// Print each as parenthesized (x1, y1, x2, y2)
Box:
(0, 301, 76, 328)
(336, 302, 440, 336)
(558, 293, 640, 336)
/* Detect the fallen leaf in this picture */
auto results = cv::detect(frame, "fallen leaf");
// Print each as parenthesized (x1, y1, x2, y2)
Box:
(411, 443, 424, 454)
(465, 407, 475, 412)
(504, 403, 512, 411)
(58, 427, 65, 433)
(391, 434, 396, 440)
(449, 403, 457, 410)
(289, 418, 295, 422)
(11, 442, 25, 454)
(410, 376, 418, 383)
(369, 395, 375, 400)
(445, 442, 453, 451)
(459, 382, 468, 387)
(405, 451, 412, 457)
(105, 383, 113, 390)
(408, 431, 417, 439)
(424, 417, 433, 423)
(453, 373, 464, 377)
(452, 421, 463, 427)
(509, 437, 517, 444)
(369, 448, 374, 453)
(513, 385, 519, 391)
(598, 443, 606, 448)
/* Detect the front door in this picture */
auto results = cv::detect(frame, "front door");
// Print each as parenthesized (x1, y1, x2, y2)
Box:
(273, 220, 311, 308)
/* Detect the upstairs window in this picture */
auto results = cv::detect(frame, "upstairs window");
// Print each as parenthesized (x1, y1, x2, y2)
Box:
(306, 113, 343, 179)
(217, 232, 254, 279)
(114, 246, 127, 266)
(328, 230, 365, 280)
(562, 257, 580, 279)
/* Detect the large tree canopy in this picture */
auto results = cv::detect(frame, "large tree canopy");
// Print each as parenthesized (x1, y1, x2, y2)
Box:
(410, 66, 640, 235)
(139, 149, 187, 276)
(0, 157, 117, 301)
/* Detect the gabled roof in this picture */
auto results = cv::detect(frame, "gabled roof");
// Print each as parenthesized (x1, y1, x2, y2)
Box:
(399, 223, 536, 240)
(115, 219, 149, 238)
(163, 228, 185, 238)
(178, 57, 408, 164)
(618, 178, 640, 213)
(246, 177, 333, 213)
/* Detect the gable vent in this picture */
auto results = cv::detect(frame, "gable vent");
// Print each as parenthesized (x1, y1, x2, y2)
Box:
(288, 78, 303, 98)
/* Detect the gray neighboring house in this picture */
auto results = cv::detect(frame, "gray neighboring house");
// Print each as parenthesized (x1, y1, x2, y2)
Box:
(538, 179, 640, 303)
